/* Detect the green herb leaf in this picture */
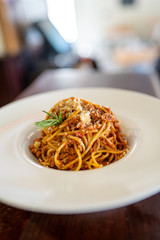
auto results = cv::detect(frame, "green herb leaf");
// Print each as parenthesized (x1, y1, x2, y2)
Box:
(35, 110, 63, 129)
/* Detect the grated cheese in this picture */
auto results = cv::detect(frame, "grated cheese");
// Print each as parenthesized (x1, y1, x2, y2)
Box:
(80, 111, 91, 124)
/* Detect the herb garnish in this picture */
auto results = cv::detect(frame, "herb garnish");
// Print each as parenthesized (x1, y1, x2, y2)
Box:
(35, 110, 63, 129)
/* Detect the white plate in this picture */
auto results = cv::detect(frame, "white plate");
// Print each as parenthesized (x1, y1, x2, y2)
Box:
(0, 88, 160, 214)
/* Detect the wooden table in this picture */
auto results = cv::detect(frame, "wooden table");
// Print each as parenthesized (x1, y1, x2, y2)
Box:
(1, 69, 160, 240)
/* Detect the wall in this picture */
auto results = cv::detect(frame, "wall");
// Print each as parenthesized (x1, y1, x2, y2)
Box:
(12, 0, 48, 26)
(75, 0, 160, 49)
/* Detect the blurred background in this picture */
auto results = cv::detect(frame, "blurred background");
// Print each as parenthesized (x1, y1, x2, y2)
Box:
(0, 0, 160, 106)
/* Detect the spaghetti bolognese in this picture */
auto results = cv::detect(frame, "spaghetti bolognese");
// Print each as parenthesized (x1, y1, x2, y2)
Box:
(29, 97, 129, 170)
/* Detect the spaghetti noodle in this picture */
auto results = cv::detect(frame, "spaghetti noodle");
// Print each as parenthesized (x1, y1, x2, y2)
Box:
(29, 97, 129, 170)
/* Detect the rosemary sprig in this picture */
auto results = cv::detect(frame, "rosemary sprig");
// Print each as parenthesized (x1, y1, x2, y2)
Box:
(35, 110, 63, 129)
